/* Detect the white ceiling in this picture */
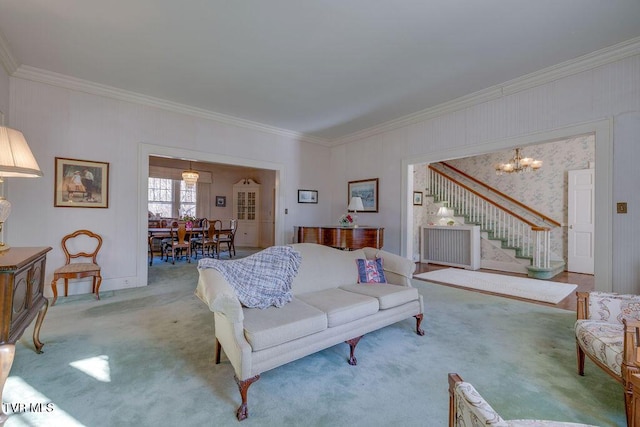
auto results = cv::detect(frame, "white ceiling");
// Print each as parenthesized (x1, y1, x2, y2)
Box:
(1, 1, 639, 142)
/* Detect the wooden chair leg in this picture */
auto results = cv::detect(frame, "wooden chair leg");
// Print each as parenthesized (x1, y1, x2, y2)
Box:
(51, 278, 59, 306)
(94, 275, 102, 300)
(64, 279, 69, 297)
(577, 342, 585, 376)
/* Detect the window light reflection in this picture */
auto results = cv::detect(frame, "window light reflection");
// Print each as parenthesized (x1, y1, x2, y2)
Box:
(69, 355, 111, 382)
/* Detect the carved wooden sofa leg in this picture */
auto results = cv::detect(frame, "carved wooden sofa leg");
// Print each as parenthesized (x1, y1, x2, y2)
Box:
(234, 374, 260, 421)
(414, 314, 425, 336)
(345, 336, 362, 365)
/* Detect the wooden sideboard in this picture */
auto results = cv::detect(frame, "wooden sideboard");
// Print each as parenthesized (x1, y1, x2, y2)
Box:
(0, 247, 51, 424)
(296, 226, 384, 250)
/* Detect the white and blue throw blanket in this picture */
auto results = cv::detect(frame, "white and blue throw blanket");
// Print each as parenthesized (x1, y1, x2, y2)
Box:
(198, 246, 302, 309)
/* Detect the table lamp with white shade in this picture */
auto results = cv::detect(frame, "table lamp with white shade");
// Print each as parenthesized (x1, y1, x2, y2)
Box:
(437, 206, 451, 226)
(347, 196, 364, 228)
(0, 126, 43, 251)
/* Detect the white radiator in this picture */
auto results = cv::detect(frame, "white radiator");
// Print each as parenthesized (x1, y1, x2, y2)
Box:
(421, 225, 480, 270)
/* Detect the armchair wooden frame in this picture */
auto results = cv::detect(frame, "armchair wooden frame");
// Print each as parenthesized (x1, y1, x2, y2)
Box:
(576, 291, 640, 426)
(51, 229, 103, 305)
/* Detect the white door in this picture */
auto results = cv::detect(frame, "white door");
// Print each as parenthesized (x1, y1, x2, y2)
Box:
(568, 169, 594, 274)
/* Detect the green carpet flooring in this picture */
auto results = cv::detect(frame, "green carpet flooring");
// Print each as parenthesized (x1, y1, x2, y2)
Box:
(4, 259, 623, 426)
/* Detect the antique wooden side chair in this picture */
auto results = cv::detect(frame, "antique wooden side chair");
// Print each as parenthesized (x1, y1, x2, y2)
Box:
(167, 223, 191, 264)
(212, 219, 237, 259)
(51, 229, 103, 305)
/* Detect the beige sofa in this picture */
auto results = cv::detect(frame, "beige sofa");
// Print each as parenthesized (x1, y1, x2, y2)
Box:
(195, 243, 424, 421)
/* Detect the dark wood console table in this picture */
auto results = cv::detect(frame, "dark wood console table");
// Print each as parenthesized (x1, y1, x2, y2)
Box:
(296, 226, 384, 250)
(0, 247, 51, 424)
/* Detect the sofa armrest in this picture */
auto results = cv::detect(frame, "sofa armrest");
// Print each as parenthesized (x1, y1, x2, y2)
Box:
(196, 268, 244, 323)
(363, 247, 416, 286)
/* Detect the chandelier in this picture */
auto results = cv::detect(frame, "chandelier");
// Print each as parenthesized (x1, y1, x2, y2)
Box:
(495, 148, 542, 175)
(182, 161, 199, 188)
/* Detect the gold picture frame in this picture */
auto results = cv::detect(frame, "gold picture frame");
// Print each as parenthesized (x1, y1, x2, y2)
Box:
(348, 178, 379, 212)
(54, 157, 109, 208)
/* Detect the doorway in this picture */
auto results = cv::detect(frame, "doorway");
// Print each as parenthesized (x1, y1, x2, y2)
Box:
(137, 143, 286, 288)
(402, 119, 612, 292)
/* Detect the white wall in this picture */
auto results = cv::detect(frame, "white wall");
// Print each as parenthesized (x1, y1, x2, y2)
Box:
(6, 77, 332, 296)
(332, 54, 640, 293)
(0, 63, 8, 123)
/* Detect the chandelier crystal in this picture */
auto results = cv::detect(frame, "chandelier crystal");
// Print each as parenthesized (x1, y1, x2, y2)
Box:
(182, 161, 199, 188)
(495, 148, 542, 175)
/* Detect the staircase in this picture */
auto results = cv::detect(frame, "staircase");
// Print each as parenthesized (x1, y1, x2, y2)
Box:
(425, 163, 564, 279)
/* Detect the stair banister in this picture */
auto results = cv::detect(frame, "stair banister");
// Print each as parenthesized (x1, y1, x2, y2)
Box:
(427, 166, 552, 270)
(440, 162, 561, 227)
(428, 166, 542, 228)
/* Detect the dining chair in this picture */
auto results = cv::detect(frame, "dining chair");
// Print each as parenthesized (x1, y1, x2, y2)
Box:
(192, 218, 214, 258)
(213, 219, 237, 259)
(51, 229, 103, 305)
(167, 223, 191, 264)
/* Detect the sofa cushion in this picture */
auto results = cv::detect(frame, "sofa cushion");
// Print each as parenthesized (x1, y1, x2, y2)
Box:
(243, 298, 327, 351)
(290, 243, 366, 294)
(574, 319, 623, 377)
(339, 283, 419, 310)
(355, 258, 387, 283)
(297, 288, 379, 327)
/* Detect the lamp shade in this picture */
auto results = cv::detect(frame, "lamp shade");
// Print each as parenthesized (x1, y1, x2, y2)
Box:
(0, 126, 43, 178)
(348, 196, 364, 211)
(437, 206, 449, 217)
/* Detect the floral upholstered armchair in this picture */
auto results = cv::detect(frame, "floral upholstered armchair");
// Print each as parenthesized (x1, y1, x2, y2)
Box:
(575, 291, 640, 424)
(448, 373, 598, 427)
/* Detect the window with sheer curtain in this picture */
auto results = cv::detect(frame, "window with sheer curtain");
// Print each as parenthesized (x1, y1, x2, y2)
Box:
(148, 177, 196, 218)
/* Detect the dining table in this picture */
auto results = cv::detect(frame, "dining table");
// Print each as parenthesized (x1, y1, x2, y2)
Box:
(147, 226, 233, 265)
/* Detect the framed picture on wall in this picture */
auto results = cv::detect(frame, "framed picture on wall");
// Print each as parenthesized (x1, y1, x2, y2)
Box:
(413, 191, 423, 206)
(216, 196, 226, 207)
(298, 189, 318, 204)
(54, 157, 109, 208)
(348, 178, 379, 212)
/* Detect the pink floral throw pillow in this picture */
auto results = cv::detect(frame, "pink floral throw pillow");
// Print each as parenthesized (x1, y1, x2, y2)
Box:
(356, 258, 387, 284)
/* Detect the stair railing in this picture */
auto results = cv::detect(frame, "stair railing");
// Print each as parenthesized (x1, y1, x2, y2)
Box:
(427, 166, 552, 269)
(440, 162, 561, 227)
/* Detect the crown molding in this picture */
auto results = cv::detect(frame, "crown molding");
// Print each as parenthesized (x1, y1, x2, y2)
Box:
(0, 29, 18, 76)
(327, 86, 504, 146)
(333, 36, 640, 146)
(11, 65, 331, 147)
(5, 35, 640, 148)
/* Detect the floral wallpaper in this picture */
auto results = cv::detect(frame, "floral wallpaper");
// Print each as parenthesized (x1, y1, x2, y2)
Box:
(413, 134, 595, 267)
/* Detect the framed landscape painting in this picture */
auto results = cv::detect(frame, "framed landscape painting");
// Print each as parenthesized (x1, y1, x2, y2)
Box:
(54, 157, 109, 208)
(348, 178, 379, 212)
(298, 189, 318, 204)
